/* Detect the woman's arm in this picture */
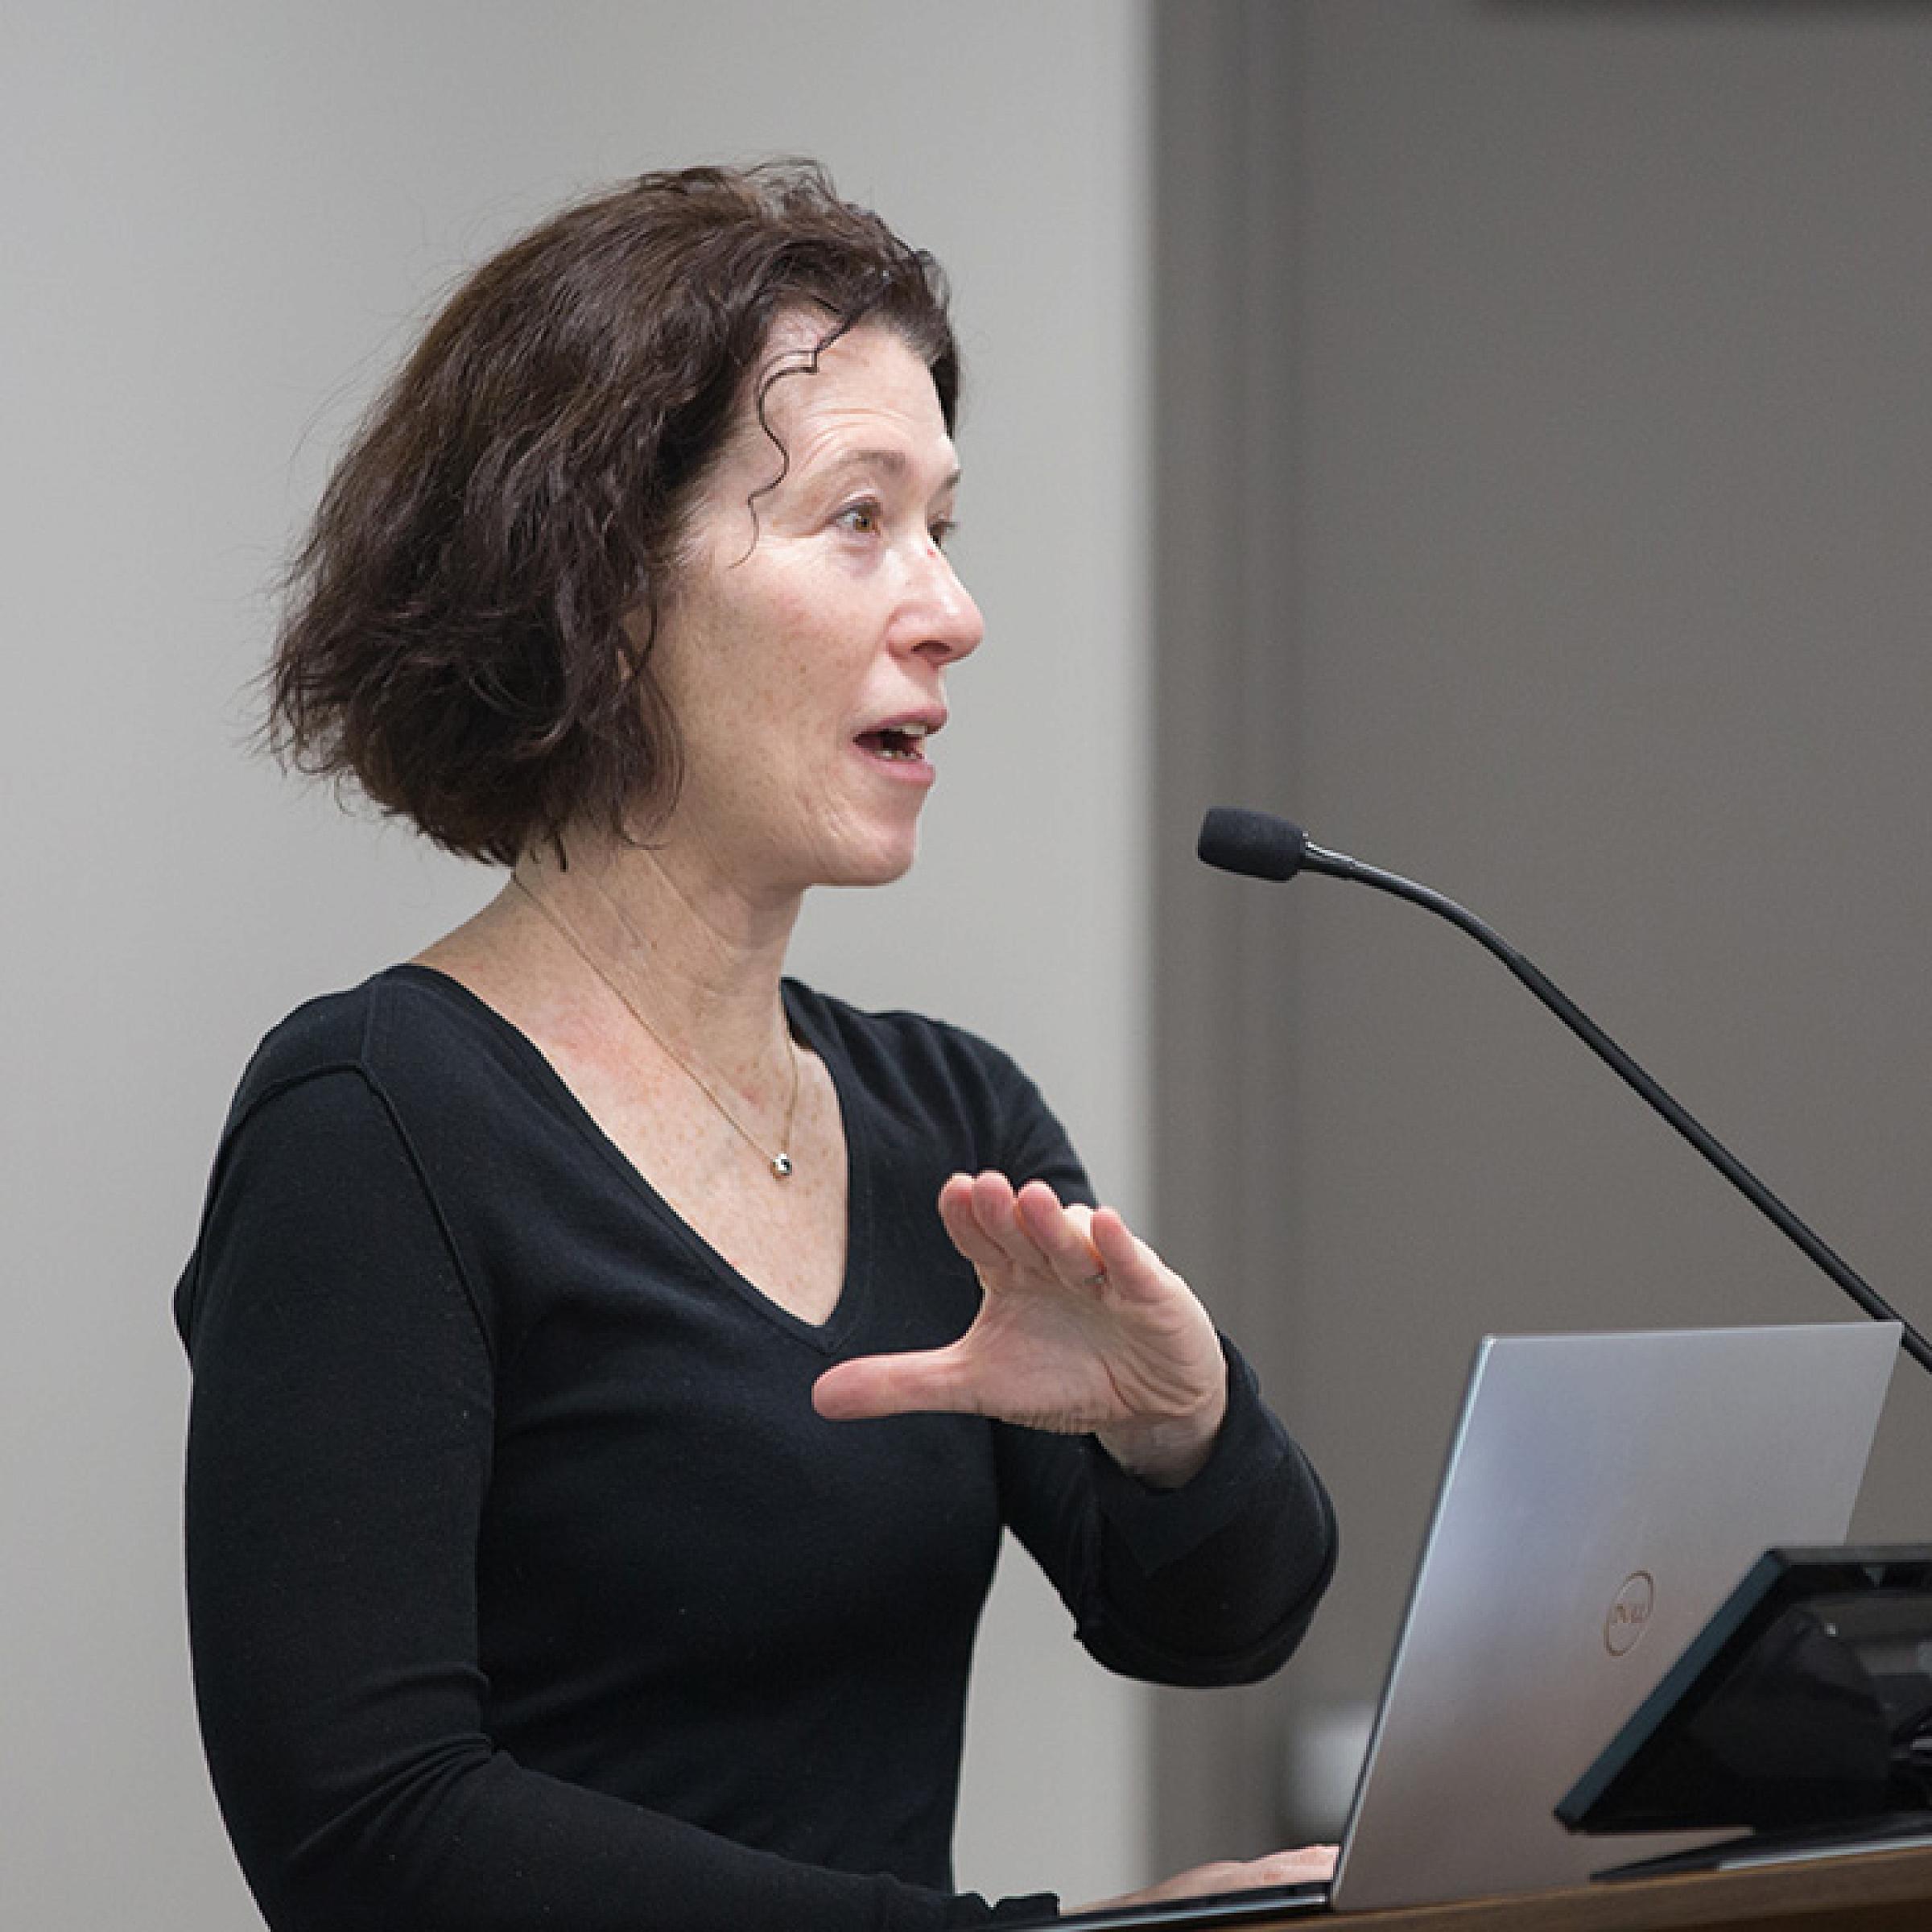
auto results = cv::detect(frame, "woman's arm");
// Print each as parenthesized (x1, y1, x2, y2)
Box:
(811, 1178, 1335, 1685)
(181, 1068, 1048, 1932)
(807, 1038, 1336, 1690)
(990, 1332, 1337, 1686)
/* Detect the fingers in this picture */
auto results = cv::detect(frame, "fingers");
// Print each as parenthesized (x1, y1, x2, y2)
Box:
(1018, 1187, 1172, 1309)
(1084, 1204, 1170, 1302)
(1013, 1181, 1108, 1284)
(1170, 1846, 1335, 1896)
(941, 1170, 1154, 1297)
(940, 1171, 1087, 1273)
(1259, 1843, 1340, 1885)
(1075, 1844, 1338, 1915)
(935, 1172, 1021, 1277)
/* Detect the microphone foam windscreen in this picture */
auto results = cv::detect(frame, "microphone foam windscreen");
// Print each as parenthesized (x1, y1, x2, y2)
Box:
(1197, 807, 1307, 881)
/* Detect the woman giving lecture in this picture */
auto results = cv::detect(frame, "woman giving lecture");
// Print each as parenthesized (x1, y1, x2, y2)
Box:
(175, 161, 1338, 1930)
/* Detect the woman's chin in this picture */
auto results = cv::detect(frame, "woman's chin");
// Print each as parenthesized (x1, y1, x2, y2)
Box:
(812, 823, 922, 890)
(825, 844, 919, 890)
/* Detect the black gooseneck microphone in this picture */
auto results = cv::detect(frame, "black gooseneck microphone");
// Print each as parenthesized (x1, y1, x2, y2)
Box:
(1197, 804, 1932, 1379)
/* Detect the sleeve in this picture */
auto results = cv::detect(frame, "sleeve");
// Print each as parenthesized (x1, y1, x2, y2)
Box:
(980, 1053, 1339, 1686)
(179, 1068, 1056, 1932)
(997, 1343, 1338, 1686)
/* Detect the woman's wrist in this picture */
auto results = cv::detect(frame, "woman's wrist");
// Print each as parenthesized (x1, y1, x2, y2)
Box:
(1095, 1377, 1228, 1489)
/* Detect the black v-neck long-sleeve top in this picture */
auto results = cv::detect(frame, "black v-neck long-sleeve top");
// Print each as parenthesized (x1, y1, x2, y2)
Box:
(176, 966, 1335, 1930)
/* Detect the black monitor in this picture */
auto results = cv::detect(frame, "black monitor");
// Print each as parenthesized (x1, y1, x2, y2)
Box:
(1558, 1545, 1932, 1839)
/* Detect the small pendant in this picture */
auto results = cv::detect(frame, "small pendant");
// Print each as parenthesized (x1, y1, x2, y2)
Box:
(771, 1153, 794, 1179)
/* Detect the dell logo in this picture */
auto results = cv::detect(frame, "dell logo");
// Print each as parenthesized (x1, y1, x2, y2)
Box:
(1604, 1571, 1655, 1657)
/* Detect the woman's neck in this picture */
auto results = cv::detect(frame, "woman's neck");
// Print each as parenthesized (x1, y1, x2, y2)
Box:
(423, 823, 804, 1086)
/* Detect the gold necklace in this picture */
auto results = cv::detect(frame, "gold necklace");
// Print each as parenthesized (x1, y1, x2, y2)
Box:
(510, 875, 802, 1180)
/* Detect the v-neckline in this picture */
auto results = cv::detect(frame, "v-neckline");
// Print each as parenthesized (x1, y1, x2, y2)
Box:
(386, 963, 873, 1353)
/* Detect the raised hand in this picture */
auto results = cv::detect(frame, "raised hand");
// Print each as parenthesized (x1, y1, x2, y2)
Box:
(811, 1171, 1228, 1487)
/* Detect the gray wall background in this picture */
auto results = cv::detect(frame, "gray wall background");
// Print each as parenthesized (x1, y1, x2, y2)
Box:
(2, 5, 1150, 1923)
(1151, 0, 1932, 1868)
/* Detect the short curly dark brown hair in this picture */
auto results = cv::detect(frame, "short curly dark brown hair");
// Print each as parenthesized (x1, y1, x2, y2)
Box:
(265, 160, 959, 865)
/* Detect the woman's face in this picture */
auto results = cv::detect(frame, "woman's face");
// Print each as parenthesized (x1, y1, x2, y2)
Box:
(645, 312, 984, 902)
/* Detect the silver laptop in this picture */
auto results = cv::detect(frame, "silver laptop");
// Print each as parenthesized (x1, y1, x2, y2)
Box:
(1046, 1320, 1899, 1927)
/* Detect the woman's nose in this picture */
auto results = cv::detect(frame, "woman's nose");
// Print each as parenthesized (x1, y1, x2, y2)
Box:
(907, 547, 985, 666)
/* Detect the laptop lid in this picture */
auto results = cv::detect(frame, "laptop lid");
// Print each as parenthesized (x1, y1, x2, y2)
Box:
(1330, 1320, 1900, 1911)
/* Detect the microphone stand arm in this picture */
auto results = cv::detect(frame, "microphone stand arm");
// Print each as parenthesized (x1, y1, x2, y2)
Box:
(1302, 838, 1932, 1379)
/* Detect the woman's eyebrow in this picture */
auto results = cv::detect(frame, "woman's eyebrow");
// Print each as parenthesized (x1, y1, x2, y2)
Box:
(816, 447, 961, 493)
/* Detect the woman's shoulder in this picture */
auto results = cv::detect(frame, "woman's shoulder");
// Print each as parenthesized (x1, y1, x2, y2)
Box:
(790, 981, 1091, 1200)
(229, 964, 530, 1123)
(782, 979, 1077, 1176)
(784, 979, 1033, 1092)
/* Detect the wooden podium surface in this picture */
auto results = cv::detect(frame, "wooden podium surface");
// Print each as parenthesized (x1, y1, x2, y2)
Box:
(1207, 1843, 1932, 1932)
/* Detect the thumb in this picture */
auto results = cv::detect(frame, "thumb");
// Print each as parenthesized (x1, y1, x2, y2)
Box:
(812, 1347, 976, 1422)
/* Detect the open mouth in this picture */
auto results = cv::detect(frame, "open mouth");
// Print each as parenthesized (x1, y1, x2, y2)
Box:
(856, 721, 932, 763)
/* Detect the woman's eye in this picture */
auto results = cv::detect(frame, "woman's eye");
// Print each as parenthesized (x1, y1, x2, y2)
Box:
(837, 500, 882, 536)
(929, 517, 957, 551)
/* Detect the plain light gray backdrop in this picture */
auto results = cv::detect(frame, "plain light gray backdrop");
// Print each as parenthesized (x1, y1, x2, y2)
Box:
(9, 3, 1932, 1926)
(3, 4, 1149, 1922)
